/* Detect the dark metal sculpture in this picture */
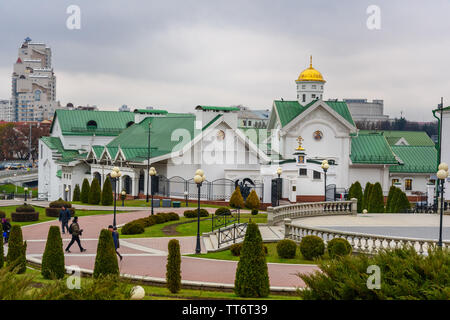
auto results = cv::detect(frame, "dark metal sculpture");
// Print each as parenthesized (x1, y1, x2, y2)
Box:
(235, 178, 255, 201)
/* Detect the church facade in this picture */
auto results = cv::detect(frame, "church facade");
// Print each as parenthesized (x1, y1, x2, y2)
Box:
(38, 60, 437, 203)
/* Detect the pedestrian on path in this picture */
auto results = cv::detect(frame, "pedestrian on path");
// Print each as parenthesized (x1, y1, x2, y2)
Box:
(59, 206, 71, 234)
(1, 217, 11, 243)
(109, 225, 122, 261)
(65, 216, 86, 253)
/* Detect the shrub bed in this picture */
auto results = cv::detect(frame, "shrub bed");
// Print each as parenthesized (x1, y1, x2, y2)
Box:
(121, 212, 181, 235)
(299, 235, 325, 260)
(215, 207, 231, 216)
(184, 209, 209, 218)
(327, 238, 352, 259)
(45, 199, 75, 217)
(121, 222, 145, 235)
(11, 204, 39, 222)
(276, 239, 297, 259)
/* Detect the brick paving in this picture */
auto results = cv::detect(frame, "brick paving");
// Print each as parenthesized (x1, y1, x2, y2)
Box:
(17, 211, 318, 289)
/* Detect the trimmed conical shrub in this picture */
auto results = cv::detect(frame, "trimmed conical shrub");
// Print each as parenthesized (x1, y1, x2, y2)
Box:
(368, 182, 384, 213)
(6, 225, 27, 274)
(93, 229, 119, 278)
(393, 190, 410, 213)
(41, 226, 65, 279)
(80, 178, 90, 204)
(385, 186, 397, 213)
(101, 178, 113, 206)
(88, 178, 101, 205)
(362, 182, 373, 210)
(0, 224, 3, 268)
(245, 189, 260, 210)
(73, 184, 81, 202)
(350, 181, 364, 213)
(166, 239, 181, 293)
(230, 187, 245, 209)
(234, 222, 270, 298)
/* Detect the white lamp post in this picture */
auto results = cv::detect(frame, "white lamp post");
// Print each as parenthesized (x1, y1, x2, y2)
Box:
(65, 186, 70, 202)
(24, 187, 28, 203)
(121, 190, 126, 207)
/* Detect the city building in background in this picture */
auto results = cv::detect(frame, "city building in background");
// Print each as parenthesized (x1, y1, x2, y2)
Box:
(343, 98, 389, 123)
(237, 106, 269, 128)
(0, 99, 13, 121)
(11, 37, 62, 122)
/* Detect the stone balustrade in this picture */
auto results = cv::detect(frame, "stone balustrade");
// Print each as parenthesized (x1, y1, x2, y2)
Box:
(284, 219, 450, 255)
(267, 199, 357, 226)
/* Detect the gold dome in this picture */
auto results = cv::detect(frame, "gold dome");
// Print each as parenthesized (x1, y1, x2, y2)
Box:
(296, 56, 325, 83)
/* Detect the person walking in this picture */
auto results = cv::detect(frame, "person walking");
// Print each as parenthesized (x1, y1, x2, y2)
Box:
(59, 206, 71, 234)
(108, 225, 122, 261)
(65, 216, 86, 253)
(1, 217, 11, 243)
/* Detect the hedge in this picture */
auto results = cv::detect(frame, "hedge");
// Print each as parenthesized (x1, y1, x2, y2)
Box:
(6, 225, 27, 273)
(166, 239, 181, 293)
(46, 199, 75, 217)
(93, 229, 119, 278)
(121, 213, 180, 235)
(234, 222, 269, 298)
(299, 235, 325, 260)
(215, 207, 231, 216)
(41, 226, 65, 279)
(121, 222, 145, 235)
(12, 204, 39, 222)
(184, 209, 209, 218)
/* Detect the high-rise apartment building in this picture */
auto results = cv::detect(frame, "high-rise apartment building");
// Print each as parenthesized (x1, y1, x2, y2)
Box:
(0, 99, 13, 121)
(11, 37, 61, 122)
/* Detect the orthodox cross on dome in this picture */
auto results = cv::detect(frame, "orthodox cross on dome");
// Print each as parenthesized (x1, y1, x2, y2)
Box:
(296, 136, 305, 151)
(310, 55, 313, 68)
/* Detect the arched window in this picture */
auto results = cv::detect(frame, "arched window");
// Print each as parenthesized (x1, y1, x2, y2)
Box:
(87, 120, 97, 130)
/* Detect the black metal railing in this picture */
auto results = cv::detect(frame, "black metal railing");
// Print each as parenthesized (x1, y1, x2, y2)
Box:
(211, 209, 240, 232)
(217, 222, 248, 248)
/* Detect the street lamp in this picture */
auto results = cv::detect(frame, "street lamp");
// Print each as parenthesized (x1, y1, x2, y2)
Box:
(24, 187, 28, 203)
(110, 167, 122, 228)
(65, 186, 70, 202)
(146, 122, 152, 203)
(437, 162, 449, 247)
(121, 190, 126, 207)
(149, 167, 157, 215)
(321, 160, 329, 201)
(184, 190, 189, 207)
(194, 169, 206, 254)
(276, 167, 282, 207)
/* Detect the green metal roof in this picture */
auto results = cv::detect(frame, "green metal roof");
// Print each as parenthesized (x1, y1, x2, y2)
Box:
(273, 100, 354, 127)
(350, 134, 399, 164)
(92, 146, 104, 158)
(56, 170, 62, 178)
(202, 114, 222, 131)
(107, 114, 196, 161)
(133, 109, 168, 114)
(390, 146, 437, 173)
(195, 106, 240, 112)
(359, 130, 435, 146)
(51, 109, 135, 136)
(41, 136, 80, 163)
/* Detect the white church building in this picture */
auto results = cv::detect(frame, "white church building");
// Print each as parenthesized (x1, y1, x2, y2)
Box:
(38, 59, 438, 204)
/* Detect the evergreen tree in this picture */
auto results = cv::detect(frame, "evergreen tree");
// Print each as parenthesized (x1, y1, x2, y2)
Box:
(41, 226, 65, 279)
(80, 178, 90, 204)
(6, 225, 27, 274)
(72, 184, 81, 202)
(166, 239, 181, 293)
(0, 224, 3, 268)
(385, 186, 397, 213)
(101, 178, 113, 206)
(362, 182, 373, 210)
(230, 187, 245, 209)
(245, 189, 260, 210)
(353, 181, 364, 213)
(88, 178, 101, 205)
(234, 222, 270, 298)
(368, 182, 384, 213)
(93, 229, 119, 278)
(389, 187, 402, 213)
(393, 190, 411, 213)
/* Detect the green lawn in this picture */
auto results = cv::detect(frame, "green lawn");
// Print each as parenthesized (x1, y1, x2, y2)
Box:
(20, 266, 299, 300)
(0, 205, 124, 227)
(188, 242, 324, 265)
(120, 213, 267, 238)
(0, 184, 38, 197)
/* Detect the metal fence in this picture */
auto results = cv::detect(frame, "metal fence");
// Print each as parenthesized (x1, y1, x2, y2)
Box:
(154, 176, 264, 202)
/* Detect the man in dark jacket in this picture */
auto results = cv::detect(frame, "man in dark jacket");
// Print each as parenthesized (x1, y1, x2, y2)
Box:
(65, 216, 86, 253)
(59, 206, 71, 234)
(108, 225, 122, 261)
(1, 217, 11, 243)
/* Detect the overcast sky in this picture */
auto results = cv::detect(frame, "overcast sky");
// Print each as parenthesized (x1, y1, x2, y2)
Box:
(1, 0, 449, 121)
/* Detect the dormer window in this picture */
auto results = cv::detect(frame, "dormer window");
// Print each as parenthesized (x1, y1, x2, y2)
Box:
(87, 120, 97, 130)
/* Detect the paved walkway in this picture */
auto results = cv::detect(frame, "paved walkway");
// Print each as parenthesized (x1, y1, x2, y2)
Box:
(16, 211, 317, 290)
